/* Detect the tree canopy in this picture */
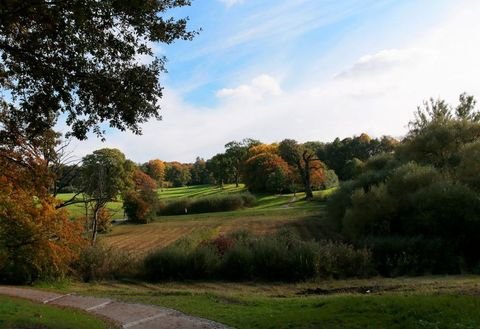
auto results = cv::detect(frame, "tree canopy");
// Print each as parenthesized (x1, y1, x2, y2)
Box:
(0, 0, 196, 140)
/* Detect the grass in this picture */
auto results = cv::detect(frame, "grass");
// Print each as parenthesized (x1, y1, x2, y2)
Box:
(57, 185, 336, 219)
(101, 207, 329, 255)
(39, 276, 480, 329)
(57, 185, 336, 254)
(57, 193, 124, 220)
(0, 295, 114, 329)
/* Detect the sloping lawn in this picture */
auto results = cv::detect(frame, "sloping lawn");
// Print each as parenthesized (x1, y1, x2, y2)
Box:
(0, 296, 114, 329)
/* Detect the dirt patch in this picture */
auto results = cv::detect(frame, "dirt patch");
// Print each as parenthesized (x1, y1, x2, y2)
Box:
(298, 284, 405, 295)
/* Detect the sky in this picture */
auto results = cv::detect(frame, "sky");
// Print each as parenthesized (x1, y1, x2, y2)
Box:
(65, 0, 480, 163)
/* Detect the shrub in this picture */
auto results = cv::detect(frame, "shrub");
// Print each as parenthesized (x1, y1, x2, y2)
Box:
(76, 244, 138, 282)
(124, 189, 158, 223)
(143, 246, 190, 281)
(365, 236, 459, 276)
(317, 241, 372, 278)
(157, 198, 191, 216)
(157, 193, 256, 216)
(188, 245, 220, 279)
(240, 192, 257, 207)
(221, 244, 254, 280)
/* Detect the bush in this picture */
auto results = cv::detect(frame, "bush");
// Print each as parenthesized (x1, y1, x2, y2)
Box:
(142, 230, 373, 282)
(124, 189, 159, 224)
(188, 245, 220, 279)
(365, 236, 460, 276)
(221, 244, 254, 280)
(157, 193, 256, 216)
(143, 246, 191, 281)
(157, 198, 191, 216)
(317, 241, 372, 278)
(75, 244, 138, 282)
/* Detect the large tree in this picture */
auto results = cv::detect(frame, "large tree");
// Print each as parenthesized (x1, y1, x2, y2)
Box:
(0, 0, 196, 139)
(279, 139, 323, 200)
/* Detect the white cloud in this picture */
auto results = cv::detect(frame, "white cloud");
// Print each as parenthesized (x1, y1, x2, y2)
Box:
(216, 74, 282, 101)
(68, 1, 480, 163)
(335, 48, 437, 79)
(218, 0, 244, 8)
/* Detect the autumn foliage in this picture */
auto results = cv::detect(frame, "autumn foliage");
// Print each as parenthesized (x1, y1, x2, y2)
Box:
(123, 169, 159, 224)
(0, 173, 86, 283)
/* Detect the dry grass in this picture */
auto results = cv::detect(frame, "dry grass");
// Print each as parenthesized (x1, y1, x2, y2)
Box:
(100, 208, 326, 255)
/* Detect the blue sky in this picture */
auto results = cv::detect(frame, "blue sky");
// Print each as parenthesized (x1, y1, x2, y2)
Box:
(71, 0, 480, 163)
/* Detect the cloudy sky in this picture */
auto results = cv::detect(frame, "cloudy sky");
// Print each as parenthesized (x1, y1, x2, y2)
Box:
(66, 0, 480, 163)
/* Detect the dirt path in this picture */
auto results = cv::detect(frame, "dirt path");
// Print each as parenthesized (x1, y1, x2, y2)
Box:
(0, 286, 231, 329)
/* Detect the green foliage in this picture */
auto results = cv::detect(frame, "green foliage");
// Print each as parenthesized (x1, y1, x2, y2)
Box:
(0, 0, 196, 139)
(327, 94, 480, 275)
(317, 241, 373, 278)
(321, 169, 339, 189)
(364, 236, 459, 276)
(81, 148, 132, 200)
(75, 244, 138, 282)
(165, 162, 191, 187)
(142, 230, 372, 282)
(157, 193, 256, 215)
(317, 134, 398, 181)
(221, 244, 255, 280)
(144, 245, 191, 281)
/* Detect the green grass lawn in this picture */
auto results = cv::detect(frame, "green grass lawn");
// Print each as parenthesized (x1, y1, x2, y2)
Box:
(57, 184, 336, 219)
(39, 276, 480, 329)
(57, 193, 124, 219)
(0, 296, 114, 329)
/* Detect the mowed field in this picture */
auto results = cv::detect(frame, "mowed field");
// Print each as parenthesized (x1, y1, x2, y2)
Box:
(93, 185, 333, 255)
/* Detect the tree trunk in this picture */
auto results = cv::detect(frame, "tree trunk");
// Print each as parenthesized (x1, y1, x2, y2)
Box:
(91, 207, 99, 245)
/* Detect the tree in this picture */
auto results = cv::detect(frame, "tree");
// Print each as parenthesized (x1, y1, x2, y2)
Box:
(123, 169, 159, 224)
(165, 162, 191, 187)
(81, 148, 132, 243)
(279, 139, 323, 200)
(190, 157, 211, 185)
(206, 153, 232, 187)
(0, 0, 197, 140)
(398, 94, 480, 169)
(145, 159, 165, 188)
(243, 152, 291, 193)
(224, 138, 261, 187)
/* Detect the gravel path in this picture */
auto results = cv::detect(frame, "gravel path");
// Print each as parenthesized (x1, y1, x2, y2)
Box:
(0, 286, 231, 329)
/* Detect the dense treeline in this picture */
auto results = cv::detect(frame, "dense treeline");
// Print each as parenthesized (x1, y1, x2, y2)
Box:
(327, 94, 480, 275)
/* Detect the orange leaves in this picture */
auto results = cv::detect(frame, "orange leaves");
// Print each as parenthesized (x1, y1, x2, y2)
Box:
(0, 168, 86, 283)
(133, 168, 157, 191)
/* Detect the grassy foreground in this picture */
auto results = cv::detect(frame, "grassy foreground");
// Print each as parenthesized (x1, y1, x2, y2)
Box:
(39, 276, 480, 329)
(0, 295, 114, 329)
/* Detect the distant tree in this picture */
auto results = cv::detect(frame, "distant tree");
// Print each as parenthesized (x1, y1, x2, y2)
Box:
(206, 153, 232, 187)
(145, 159, 165, 188)
(243, 153, 291, 193)
(123, 169, 159, 224)
(317, 134, 398, 180)
(165, 162, 191, 187)
(190, 157, 211, 185)
(81, 148, 132, 243)
(279, 139, 323, 200)
(224, 138, 261, 187)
